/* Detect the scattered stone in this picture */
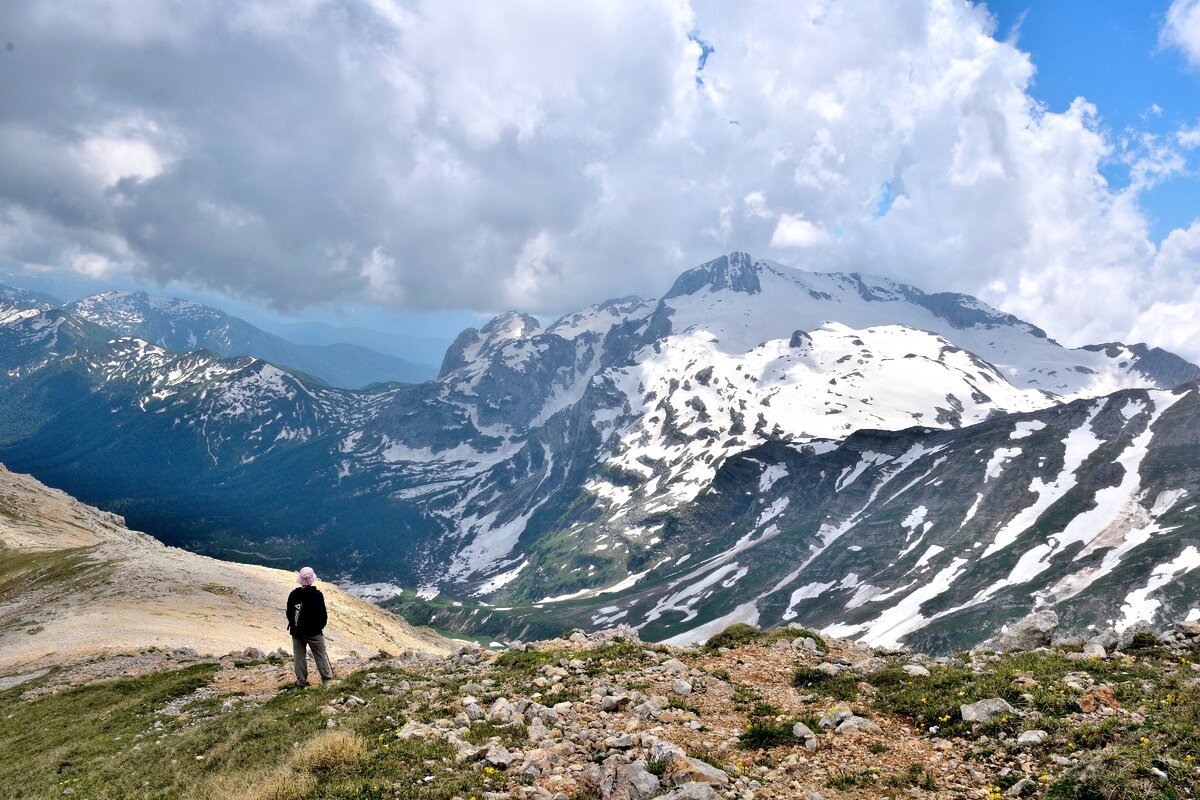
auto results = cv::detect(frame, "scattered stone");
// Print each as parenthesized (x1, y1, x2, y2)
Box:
(672, 679, 693, 696)
(1017, 729, 1048, 745)
(587, 757, 661, 800)
(480, 743, 516, 769)
(792, 722, 816, 740)
(1082, 642, 1107, 659)
(835, 715, 882, 734)
(659, 783, 723, 800)
(1079, 685, 1120, 713)
(961, 698, 1016, 723)
(1005, 778, 1036, 796)
(600, 694, 631, 713)
(665, 755, 730, 787)
(982, 611, 1059, 652)
(902, 664, 931, 677)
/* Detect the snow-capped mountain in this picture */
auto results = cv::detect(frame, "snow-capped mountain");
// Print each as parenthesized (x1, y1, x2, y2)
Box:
(67, 290, 436, 388)
(0, 253, 1196, 651)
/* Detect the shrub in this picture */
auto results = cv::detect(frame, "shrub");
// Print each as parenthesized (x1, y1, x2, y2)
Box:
(1128, 632, 1159, 651)
(704, 623, 762, 651)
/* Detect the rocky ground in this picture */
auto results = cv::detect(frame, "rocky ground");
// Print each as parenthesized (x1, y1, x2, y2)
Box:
(6, 619, 1197, 800)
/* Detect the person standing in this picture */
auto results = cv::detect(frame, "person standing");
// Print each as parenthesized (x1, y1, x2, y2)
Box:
(286, 566, 334, 687)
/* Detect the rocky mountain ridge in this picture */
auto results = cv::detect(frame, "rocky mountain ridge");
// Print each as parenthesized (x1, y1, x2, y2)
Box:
(0, 252, 1196, 651)
(66, 289, 437, 387)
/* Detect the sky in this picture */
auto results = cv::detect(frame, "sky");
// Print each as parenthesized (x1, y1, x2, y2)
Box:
(0, 0, 1198, 358)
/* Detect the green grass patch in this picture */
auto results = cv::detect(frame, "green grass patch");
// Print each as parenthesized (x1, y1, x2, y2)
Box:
(826, 768, 879, 789)
(739, 719, 798, 750)
(0, 546, 115, 605)
(704, 623, 763, 651)
(703, 623, 827, 652)
(793, 665, 859, 701)
(885, 762, 938, 791)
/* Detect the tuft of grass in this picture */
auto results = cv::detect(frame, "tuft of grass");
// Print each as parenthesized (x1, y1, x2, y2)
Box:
(688, 749, 727, 772)
(739, 719, 797, 750)
(292, 730, 367, 774)
(211, 769, 315, 800)
(826, 768, 879, 789)
(793, 665, 859, 701)
(885, 762, 938, 791)
(645, 757, 670, 776)
(494, 649, 557, 673)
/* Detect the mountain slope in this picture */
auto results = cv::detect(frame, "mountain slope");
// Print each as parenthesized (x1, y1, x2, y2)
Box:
(67, 290, 437, 388)
(0, 463, 448, 673)
(485, 382, 1200, 652)
(0, 252, 1197, 651)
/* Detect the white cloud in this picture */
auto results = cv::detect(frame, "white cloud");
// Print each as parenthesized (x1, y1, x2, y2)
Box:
(1163, 0, 1200, 67)
(0, 0, 1198, 363)
(771, 214, 831, 248)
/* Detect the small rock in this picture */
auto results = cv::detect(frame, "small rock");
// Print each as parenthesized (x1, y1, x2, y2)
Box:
(661, 658, 688, 675)
(658, 784, 722, 800)
(835, 715, 882, 734)
(1082, 642, 1107, 659)
(672, 679, 693, 696)
(1005, 778, 1035, 797)
(960, 698, 1016, 723)
(903, 664, 931, 677)
(667, 756, 729, 787)
(481, 743, 516, 769)
(1079, 685, 1120, 713)
(489, 697, 515, 724)
(600, 694, 631, 712)
(657, 782, 720, 800)
(1016, 729, 1048, 745)
(792, 722, 816, 739)
(589, 757, 660, 800)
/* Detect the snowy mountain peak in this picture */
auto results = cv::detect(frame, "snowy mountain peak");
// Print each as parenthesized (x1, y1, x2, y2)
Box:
(665, 251, 763, 298)
(439, 311, 542, 377)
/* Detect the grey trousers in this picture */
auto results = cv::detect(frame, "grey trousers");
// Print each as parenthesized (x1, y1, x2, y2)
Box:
(291, 634, 333, 685)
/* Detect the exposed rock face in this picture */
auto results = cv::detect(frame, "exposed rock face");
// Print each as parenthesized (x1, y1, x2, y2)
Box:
(982, 612, 1060, 653)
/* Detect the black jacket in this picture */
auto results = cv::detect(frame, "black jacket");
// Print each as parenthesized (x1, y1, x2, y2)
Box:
(286, 586, 328, 638)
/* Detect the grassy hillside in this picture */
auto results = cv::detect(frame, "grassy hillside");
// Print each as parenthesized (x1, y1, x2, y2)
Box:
(2, 624, 1197, 800)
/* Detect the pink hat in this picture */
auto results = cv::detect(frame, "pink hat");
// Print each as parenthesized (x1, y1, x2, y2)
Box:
(297, 567, 317, 587)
